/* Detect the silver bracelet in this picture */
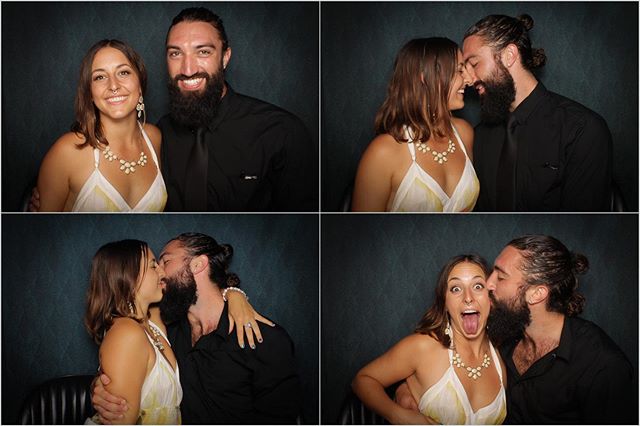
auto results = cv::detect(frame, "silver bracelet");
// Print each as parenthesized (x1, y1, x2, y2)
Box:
(222, 286, 248, 302)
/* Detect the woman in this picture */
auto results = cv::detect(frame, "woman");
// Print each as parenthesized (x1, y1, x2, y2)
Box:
(84, 240, 263, 424)
(37, 40, 166, 211)
(352, 38, 478, 212)
(352, 255, 506, 424)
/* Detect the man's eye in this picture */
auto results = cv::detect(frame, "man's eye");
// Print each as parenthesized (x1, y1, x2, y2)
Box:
(168, 51, 180, 58)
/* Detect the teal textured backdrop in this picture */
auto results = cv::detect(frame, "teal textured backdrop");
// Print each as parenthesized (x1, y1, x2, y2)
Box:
(2, 214, 319, 424)
(321, 214, 638, 423)
(322, 2, 638, 211)
(1, 1, 319, 211)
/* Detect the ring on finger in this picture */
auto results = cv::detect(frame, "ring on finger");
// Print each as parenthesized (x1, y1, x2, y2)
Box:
(244, 322, 252, 328)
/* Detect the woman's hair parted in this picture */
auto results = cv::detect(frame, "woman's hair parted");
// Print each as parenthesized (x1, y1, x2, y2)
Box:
(415, 254, 490, 348)
(464, 14, 546, 71)
(374, 37, 460, 144)
(72, 39, 148, 149)
(85, 239, 149, 344)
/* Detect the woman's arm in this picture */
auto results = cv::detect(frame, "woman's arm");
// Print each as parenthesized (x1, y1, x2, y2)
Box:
(99, 319, 150, 425)
(351, 135, 397, 211)
(352, 334, 433, 424)
(36, 134, 77, 211)
(225, 289, 275, 349)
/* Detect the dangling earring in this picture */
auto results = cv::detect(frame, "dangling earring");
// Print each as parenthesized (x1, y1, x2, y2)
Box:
(136, 95, 146, 125)
(128, 301, 135, 316)
(444, 321, 452, 337)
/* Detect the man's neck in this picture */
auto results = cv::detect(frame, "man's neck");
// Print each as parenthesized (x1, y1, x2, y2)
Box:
(523, 309, 565, 347)
(510, 70, 538, 111)
(186, 280, 225, 345)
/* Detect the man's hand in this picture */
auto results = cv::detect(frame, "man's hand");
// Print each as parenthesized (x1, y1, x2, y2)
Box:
(28, 187, 40, 212)
(91, 373, 128, 424)
(395, 381, 419, 411)
(226, 290, 274, 350)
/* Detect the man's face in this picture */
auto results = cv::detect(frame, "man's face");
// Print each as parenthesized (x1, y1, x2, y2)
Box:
(166, 21, 228, 93)
(165, 20, 230, 128)
(158, 240, 198, 323)
(462, 34, 516, 123)
(486, 245, 532, 345)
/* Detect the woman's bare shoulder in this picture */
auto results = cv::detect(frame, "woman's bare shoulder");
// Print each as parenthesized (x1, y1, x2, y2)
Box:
(102, 317, 147, 347)
(47, 132, 87, 155)
(399, 332, 444, 354)
(143, 123, 162, 152)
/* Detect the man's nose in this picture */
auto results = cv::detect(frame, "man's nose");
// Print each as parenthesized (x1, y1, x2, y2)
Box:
(181, 53, 198, 76)
(464, 63, 477, 85)
(486, 272, 497, 291)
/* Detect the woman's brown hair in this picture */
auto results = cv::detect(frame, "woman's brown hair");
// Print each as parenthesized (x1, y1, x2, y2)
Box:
(84, 239, 149, 344)
(72, 39, 148, 149)
(415, 254, 490, 348)
(374, 37, 459, 144)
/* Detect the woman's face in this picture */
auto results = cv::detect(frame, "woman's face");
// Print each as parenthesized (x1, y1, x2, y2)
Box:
(444, 261, 490, 341)
(447, 50, 472, 111)
(136, 248, 165, 306)
(90, 46, 141, 121)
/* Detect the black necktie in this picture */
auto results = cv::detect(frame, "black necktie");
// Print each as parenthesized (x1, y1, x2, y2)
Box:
(184, 127, 208, 211)
(496, 114, 518, 211)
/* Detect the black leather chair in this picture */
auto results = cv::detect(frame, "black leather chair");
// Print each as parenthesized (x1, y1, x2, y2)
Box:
(19, 375, 95, 425)
(338, 391, 387, 424)
(610, 180, 627, 212)
(339, 182, 354, 212)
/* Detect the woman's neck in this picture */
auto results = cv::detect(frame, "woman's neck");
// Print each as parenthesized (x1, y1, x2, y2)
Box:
(451, 331, 489, 359)
(100, 115, 140, 149)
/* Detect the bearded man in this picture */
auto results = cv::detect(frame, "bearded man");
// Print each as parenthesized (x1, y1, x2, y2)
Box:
(462, 14, 612, 211)
(160, 7, 316, 211)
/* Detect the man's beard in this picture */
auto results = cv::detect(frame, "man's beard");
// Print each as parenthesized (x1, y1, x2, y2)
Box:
(487, 290, 531, 348)
(159, 265, 198, 324)
(167, 67, 225, 129)
(477, 61, 516, 124)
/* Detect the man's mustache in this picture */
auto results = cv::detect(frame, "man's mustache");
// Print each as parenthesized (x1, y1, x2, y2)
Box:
(174, 72, 210, 82)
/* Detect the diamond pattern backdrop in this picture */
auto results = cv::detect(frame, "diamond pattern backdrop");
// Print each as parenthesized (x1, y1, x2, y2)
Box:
(321, 2, 638, 211)
(2, 214, 319, 424)
(321, 214, 638, 423)
(1, 1, 319, 211)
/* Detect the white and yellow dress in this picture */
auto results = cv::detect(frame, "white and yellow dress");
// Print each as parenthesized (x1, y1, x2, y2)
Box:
(418, 342, 506, 424)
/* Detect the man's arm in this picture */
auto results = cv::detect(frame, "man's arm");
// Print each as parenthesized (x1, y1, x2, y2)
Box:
(250, 326, 302, 423)
(271, 116, 318, 211)
(560, 115, 612, 211)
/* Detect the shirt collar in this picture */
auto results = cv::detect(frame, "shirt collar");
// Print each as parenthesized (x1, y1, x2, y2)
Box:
(554, 315, 572, 361)
(511, 81, 547, 125)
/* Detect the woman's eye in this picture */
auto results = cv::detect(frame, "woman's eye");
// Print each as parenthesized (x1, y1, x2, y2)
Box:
(450, 286, 461, 293)
(93, 75, 105, 81)
(474, 283, 485, 290)
(119, 70, 131, 76)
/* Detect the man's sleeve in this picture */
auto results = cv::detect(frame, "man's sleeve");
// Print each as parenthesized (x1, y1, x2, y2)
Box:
(560, 115, 612, 211)
(271, 116, 318, 211)
(251, 327, 302, 424)
(579, 356, 637, 424)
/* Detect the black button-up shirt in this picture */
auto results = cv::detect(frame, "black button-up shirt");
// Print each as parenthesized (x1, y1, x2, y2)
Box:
(159, 85, 317, 212)
(167, 304, 302, 424)
(500, 316, 636, 424)
(473, 83, 612, 211)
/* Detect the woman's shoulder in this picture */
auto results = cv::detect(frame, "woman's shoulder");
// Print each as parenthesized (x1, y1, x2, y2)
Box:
(142, 123, 162, 152)
(102, 317, 147, 347)
(362, 133, 407, 163)
(399, 332, 445, 354)
(451, 117, 473, 139)
(47, 132, 88, 155)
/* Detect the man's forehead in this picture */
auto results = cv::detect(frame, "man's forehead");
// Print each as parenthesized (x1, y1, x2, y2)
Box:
(160, 240, 185, 257)
(494, 246, 522, 271)
(462, 35, 486, 59)
(167, 20, 222, 45)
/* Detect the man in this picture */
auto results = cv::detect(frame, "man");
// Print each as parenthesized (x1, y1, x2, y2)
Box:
(160, 8, 316, 211)
(462, 14, 612, 211)
(396, 235, 636, 423)
(31, 7, 316, 212)
(93, 233, 301, 424)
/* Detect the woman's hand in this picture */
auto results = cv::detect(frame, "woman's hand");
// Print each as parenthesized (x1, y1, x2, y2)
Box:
(392, 408, 439, 425)
(226, 290, 275, 349)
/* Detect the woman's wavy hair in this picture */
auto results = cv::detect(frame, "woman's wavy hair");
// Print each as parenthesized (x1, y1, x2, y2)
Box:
(374, 37, 459, 144)
(464, 14, 546, 71)
(508, 235, 587, 316)
(72, 39, 148, 149)
(85, 239, 149, 344)
(415, 254, 490, 348)
(168, 232, 240, 289)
